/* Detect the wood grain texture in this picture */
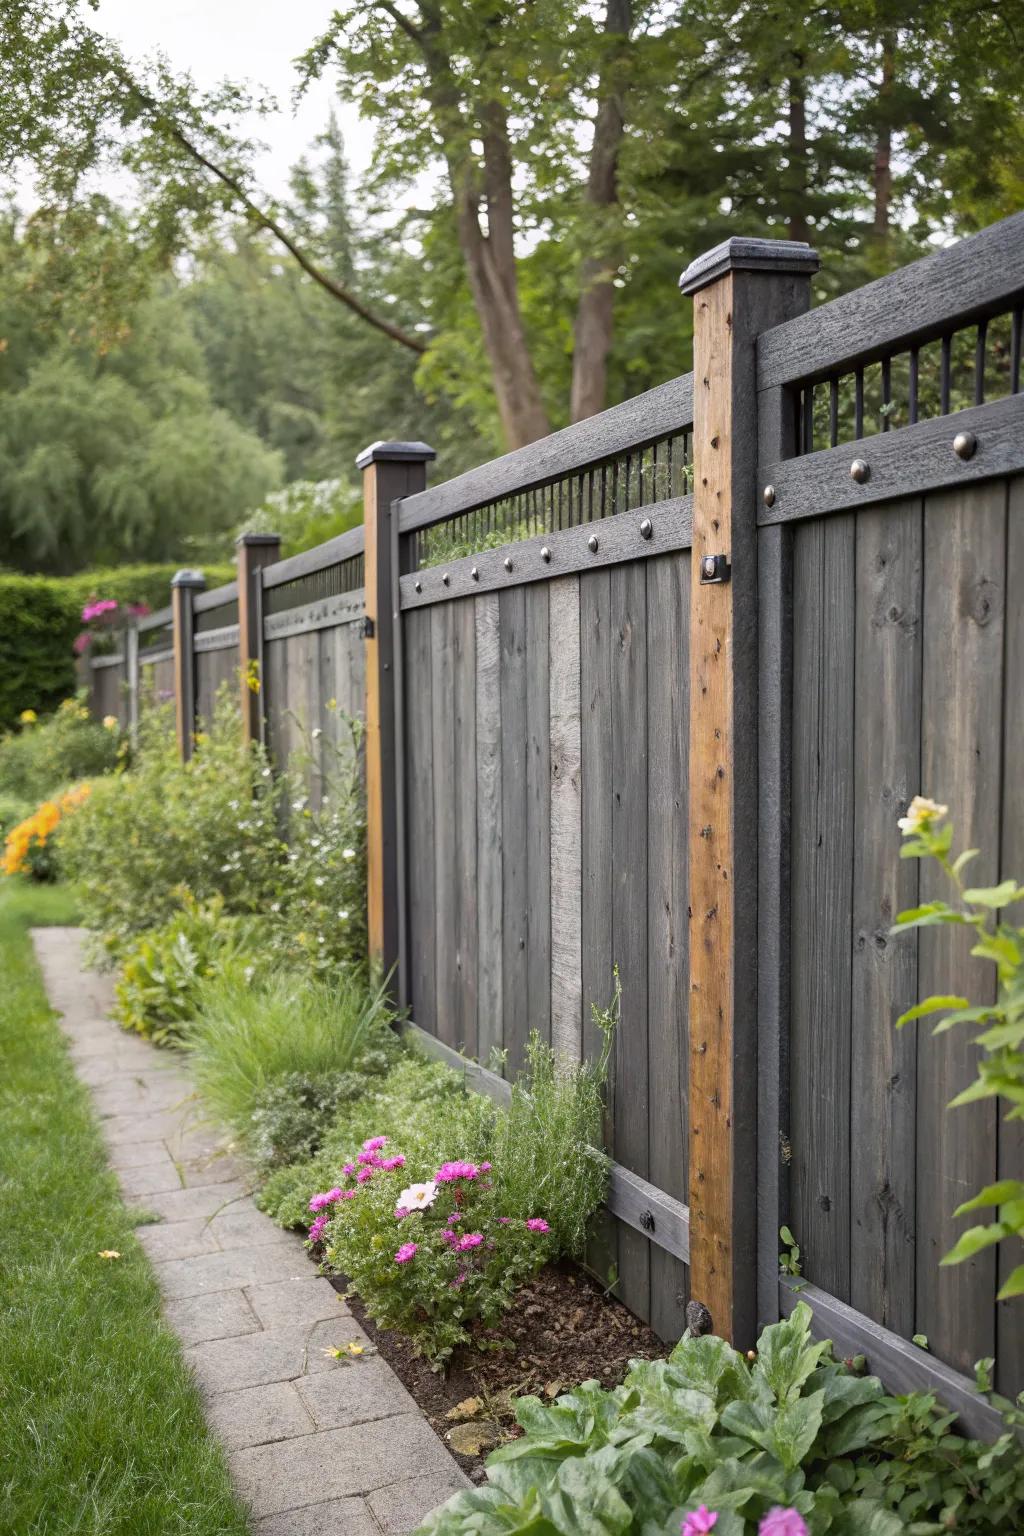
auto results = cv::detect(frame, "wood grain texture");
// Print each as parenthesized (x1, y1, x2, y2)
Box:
(849, 501, 922, 1335)
(611, 558, 650, 1323)
(404, 609, 436, 1039)
(431, 602, 458, 1049)
(789, 514, 856, 1304)
(500, 586, 530, 1074)
(917, 481, 1004, 1375)
(474, 594, 503, 1066)
(453, 599, 479, 1057)
(364, 462, 385, 962)
(526, 583, 552, 1048)
(549, 575, 584, 1061)
(646, 550, 691, 1340)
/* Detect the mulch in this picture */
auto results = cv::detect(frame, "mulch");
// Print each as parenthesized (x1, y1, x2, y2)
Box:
(328, 1260, 664, 1481)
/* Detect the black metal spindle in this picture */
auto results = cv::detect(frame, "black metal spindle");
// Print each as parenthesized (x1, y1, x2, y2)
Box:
(975, 318, 988, 406)
(854, 369, 864, 439)
(909, 347, 919, 424)
(881, 356, 891, 431)
(803, 385, 814, 454)
(940, 333, 951, 414)
(1012, 308, 1022, 395)
(829, 377, 839, 447)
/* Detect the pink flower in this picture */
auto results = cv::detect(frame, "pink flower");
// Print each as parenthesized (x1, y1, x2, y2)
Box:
(525, 1218, 550, 1233)
(394, 1242, 418, 1264)
(73, 632, 91, 655)
(356, 1168, 373, 1184)
(440, 1229, 458, 1245)
(455, 1233, 484, 1252)
(497, 1217, 511, 1224)
(435, 1160, 480, 1183)
(379, 1155, 406, 1171)
(681, 1509, 717, 1536)
(759, 1512, 808, 1536)
(446, 1213, 461, 1226)
(308, 1215, 329, 1243)
(342, 1163, 356, 1176)
(309, 1188, 343, 1212)
(450, 1271, 467, 1287)
(480, 1161, 492, 1172)
(363, 1136, 388, 1152)
(339, 1189, 357, 1200)
(394, 1206, 410, 1220)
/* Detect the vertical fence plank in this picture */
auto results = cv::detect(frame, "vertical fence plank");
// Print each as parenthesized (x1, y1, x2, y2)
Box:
(998, 475, 1024, 1397)
(850, 500, 922, 1337)
(611, 559, 650, 1324)
(917, 481, 1005, 1376)
(237, 533, 280, 744)
(170, 570, 205, 762)
(431, 602, 458, 1049)
(646, 550, 690, 1340)
(405, 608, 436, 1038)
(454, 599, 479, 1057)
(475, 594, 503, 1066)
(526, 582, 552, 1048)
(500, 585, 530, 1075)
(549, 575, 583, 1061)
(790, 514, 856, 1303)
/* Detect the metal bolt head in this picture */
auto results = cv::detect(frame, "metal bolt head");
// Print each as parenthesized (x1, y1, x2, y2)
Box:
(588, 534, 599, 553)
(763, 484, 776, 507)
(442, 572, 450, 586)
(540, 546, 551, 563)
(850, 458, 870, 484)
(639, 517, 653, 540)
(504, 556, 513, 572)
(953, 430, 977, 460)
(470, 566, 479, 581)
(414, 579, 422, 593)
(702, 554, 717, 580)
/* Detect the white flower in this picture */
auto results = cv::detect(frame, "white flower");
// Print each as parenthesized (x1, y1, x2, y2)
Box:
(270, 901, 281, 913)
(897, 795, 949, 836)
(314, 876, 326, 887)
(312, 727, 322, 740)
(342, 847, 356, 860)
(338, 910, 349, 921)
(398, 1181, 438, 1212)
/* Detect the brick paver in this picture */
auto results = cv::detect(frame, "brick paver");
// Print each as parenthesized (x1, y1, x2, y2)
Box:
(33, 928, 469, 1535)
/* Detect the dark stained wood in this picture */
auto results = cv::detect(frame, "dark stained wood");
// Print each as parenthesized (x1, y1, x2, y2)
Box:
(611, 557, 650, 1323)
(474, 594, 504, 1066)
(548, 575, 583, 1060)
(262, 592, 364, 641)
(525, 582, 552, 1047)
(453, 599, 479, 1057)
(759, 393, 1024, 527)
(399, 375, 694, 533)
(850, 500, 922, 1336)
(789, 513, 856, 1303)
(404, 608, 436, 1038)
(500, 586, 530, 1075)
(917, 481, 1004, 1375)
(262, 526, 364, 589)
(646, 550, 690, 1341)
(431, 601, 458, 1050)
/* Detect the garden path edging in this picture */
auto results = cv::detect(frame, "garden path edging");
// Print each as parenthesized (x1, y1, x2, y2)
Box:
(33, 927, 470, 1536)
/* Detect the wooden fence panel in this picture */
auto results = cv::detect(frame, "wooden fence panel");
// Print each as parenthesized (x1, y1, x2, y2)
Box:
(195, 644, 239, 725)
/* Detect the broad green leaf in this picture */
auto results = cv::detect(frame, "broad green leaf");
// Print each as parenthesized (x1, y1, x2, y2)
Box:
(963, 880, 1023, 908)
(930, 1004, 1001, 1034)
(996, 1263, 1024, 1299)
(895, 995, 968, 1027)
(752, 1302, 827, 1403)
(950, 847, 980, 876)
(954, 1180, 1024, 1215)
(891, 901, 957, 928)
(940, 1222, 1007, 1265)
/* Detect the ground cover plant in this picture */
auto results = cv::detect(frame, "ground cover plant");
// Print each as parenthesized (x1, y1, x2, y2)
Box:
(0, 697, 123, 802)
(417, 1302, 1024, 1535)
(0, 880, 250, 1536)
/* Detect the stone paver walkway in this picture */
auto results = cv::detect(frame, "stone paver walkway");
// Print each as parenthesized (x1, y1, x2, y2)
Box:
(34, 928, 469, 1535)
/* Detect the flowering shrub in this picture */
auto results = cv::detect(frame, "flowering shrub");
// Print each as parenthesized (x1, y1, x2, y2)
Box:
(74, 597, 150, 657)
(0, 697, 122, 802)
(311, 1137, 555, 1363)
(418, 1303, 1024, 1534)
(3, 784, 90, 880)
(893, 796, 1024, 1297)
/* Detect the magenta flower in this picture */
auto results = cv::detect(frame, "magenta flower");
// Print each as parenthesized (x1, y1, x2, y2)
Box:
(339, 1190, 357, 1201)
(342, 1163, 356, 1176)
(440, 1228, 458, 1245)
(446, 1212, 462, 1226)
(450, 1271, 468, 1287)
(363, 1136, 388, 1152)
(395, 1242, 418, 1264)
(759, 1511, 808, 1536)
(497, 1217, 511, 1224)
(309, 1188, 343, 1212)
(81, 598, 119, 623)
(480, 1161, 492, 1172)
(455, 1233, 484, 1252)
(73, 632, 91, 655)
(435, 1160, 480, 1183)
(525, 1218, 550, 1233)
(308, 1214, 329, 1243)
(356, 1168, 373, 1184)
(394, 1206, 409, 1220)
(379, 1155, 406, 1171)
(681, 1509, 717, 1536)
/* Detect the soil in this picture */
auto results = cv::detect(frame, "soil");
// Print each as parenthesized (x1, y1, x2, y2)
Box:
(327, 1260, 664, 1482)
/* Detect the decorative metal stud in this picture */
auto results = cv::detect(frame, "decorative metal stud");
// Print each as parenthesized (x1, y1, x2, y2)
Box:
(639, 517, 653, 540)
(540, 546, 551, 563)
(639, 1209, 656, 1233)
(414, 579, 422, 593)
(442, 572, 450, 586)
(953, 430, 977, 460)
(850, 458, 870, 483)
(763, 485, 776, 507)
(470, 566, 479, 581)
(504, 556, 513, 572)
(588, 534, 599, 553)
(699, 553, 731, 585)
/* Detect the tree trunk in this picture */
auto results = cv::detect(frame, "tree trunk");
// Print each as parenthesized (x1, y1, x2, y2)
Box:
(873, 35, 896, 240)
(787, 60, 810, 244)
(570, 0, 632, 424)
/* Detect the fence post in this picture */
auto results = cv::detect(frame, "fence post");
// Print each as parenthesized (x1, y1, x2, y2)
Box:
(357, 440, 436, 980)
(170, 569, 205, 762)
(125, 621, 139, 742)
(236, 533, 281, 747)
(680, 237, 818, 1348)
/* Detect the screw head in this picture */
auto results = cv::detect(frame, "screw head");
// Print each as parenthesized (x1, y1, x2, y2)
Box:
(470, 566, 479, 581)
(504, 556, 513, 572)
(414, 579, 422, 593)
(441, 572, 450, 586)
(850, 458, 870, 484)
(588, 534, 599, 553)
(763, 485, 776, 507)
(953, 430, 977, 460)
(702, 554, 717, 580)
(540, 546, 551, 563)
(639, 517, 653, 539)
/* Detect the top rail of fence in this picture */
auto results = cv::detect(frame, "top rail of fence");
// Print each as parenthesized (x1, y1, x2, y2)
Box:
(758, 211, 1024, 391)
(137, 604, 172, 634)
(262, 526, 365, 590)
(193, 579, 238, 614)
(398, 372, 695, 535)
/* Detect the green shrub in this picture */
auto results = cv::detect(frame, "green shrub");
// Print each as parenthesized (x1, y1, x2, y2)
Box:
(0, 696, 123, 802)
(114, 892, 265, 1044)
(419, 1303, 1024, 1535)
(185, 968, 399, 1139)
(58, 696, 284, 950)
(0, 794, 32, 839)
(248, 1066, 391, 1173)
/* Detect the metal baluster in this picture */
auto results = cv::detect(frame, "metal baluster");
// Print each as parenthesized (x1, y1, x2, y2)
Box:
(975, 318, 988, 406)
(881, 356, 891, 430)
(854, 369, 864, 440)
(940, 333, 951, 414)
(1012, 308, 1022, 395)
(909, 346, 919, 425)
(803, 385, 814, 454)
(829, 377, 839, 447)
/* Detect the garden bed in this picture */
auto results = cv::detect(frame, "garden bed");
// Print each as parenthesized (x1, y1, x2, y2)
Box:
(328, 1258, 663, 1480)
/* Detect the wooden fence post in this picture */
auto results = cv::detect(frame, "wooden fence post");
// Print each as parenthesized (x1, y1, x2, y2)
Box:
(236, 533, 281, 746)
(680, 238, 818, 1348)
(357, 440, 436, 979)
(170, 568, 205, 762)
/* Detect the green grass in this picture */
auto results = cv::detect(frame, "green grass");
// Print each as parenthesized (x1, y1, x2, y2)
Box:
(0, 880, 250, 1536)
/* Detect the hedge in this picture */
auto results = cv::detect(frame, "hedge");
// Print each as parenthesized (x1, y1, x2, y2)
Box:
(0, 564, 234, 732)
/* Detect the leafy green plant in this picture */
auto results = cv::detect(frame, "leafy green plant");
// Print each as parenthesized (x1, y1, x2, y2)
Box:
(185, 967, 399, 1138)
(113, 892, 264, 1044)
(0, 696, 122, 801)
(248, 1063, 394, 1172)
(418, 1302, 1024, 1535)
(892, 796, 1024, 1298)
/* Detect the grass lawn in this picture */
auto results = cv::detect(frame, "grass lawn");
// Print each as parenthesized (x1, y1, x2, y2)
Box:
(0, 881, 250, 1536)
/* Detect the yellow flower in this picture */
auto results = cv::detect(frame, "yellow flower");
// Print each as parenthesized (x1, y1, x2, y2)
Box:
(897, 795, 949, 836)
(18, 709, 37, 724)
(102, 715, 119, 730)
(97, 1250, 121, 1260)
